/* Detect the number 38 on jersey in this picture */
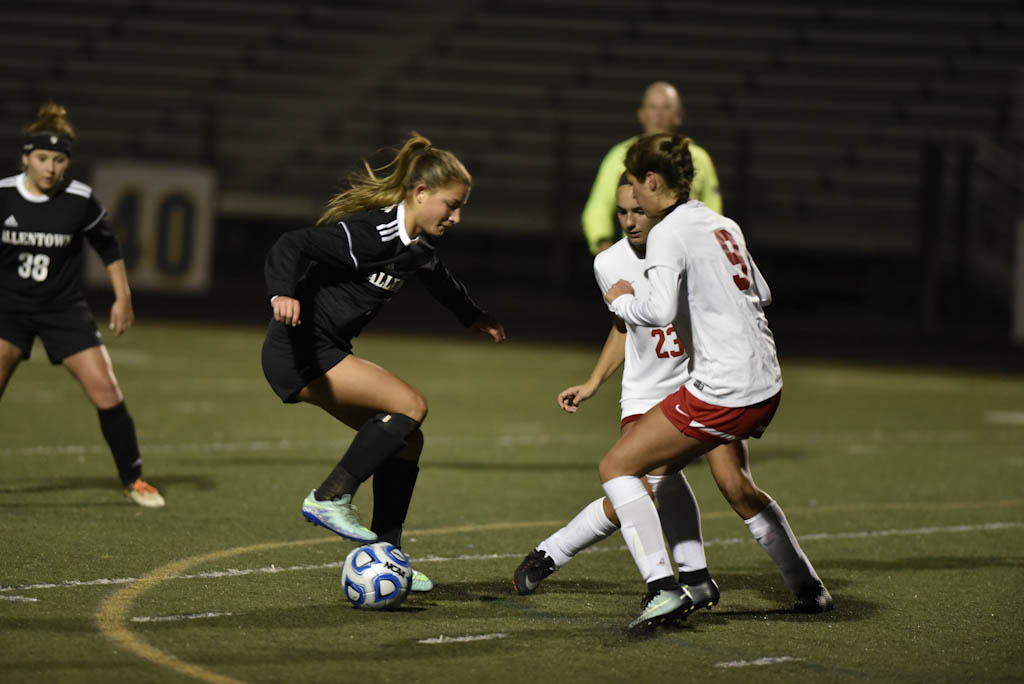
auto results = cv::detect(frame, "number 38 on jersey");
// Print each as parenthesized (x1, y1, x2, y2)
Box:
(17, 252, 50, 282)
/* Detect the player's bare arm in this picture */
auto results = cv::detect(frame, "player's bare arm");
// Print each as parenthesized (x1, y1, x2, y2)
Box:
(557, 323, 627, 413)
(106, 259, 134, 336)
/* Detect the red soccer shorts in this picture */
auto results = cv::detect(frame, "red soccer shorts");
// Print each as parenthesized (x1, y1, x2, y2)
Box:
(620, 413, 644, 430)
(659, 386, 781, 444)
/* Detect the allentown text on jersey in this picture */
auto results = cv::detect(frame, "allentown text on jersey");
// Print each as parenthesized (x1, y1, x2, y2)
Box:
(1, 230, 73, 248)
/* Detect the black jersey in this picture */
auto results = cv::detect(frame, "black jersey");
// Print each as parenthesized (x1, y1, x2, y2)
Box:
(264, 204, 484, 343)
(0, 173, 121, 311)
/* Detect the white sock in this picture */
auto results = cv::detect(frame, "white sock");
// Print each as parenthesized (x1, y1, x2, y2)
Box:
(744, 500, 821, 596)
(603, 475, 673, 583)
(648, 472, 707, 573)
(537, 497, 619, 569)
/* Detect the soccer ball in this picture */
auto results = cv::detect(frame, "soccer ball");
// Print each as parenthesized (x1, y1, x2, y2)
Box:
(340, 542, 412, 610)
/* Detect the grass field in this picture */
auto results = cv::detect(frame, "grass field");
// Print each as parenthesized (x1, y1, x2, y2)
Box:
(2, 320, 1023, 684)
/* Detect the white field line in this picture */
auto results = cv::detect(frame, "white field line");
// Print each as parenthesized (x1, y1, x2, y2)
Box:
(987, 411, 1024, 426)
(3, 425, 1024, 459)
(130, 612, 236, 623)
(0, 595, 40, 602)
(715, 656, 805, 668)
(2, 521, 1021, 595)
(418, 633, 509, 644)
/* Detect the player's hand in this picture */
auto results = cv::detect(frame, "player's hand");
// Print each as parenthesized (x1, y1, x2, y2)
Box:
(604, 279, 635, 304)
(109, 297, 134, 336)
(472, 314, 507, 343)
(273, 296, 301, 327)
(557, 383, 597, 413)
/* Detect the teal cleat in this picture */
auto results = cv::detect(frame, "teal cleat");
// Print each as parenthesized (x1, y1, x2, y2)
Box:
(301, 490, 377, 542)
(410, 568, 433, 592)
(628, 585, 694, 631)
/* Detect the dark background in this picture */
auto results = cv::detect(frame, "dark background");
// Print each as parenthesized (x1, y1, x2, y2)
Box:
(2, 0, 1022, 370)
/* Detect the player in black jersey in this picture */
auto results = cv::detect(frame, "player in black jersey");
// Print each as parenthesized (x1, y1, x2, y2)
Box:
(0, 103, 164, 508)
(262, 134, 505, 592)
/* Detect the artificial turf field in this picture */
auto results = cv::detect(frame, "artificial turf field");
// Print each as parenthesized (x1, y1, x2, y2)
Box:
(1, 320, 1022, 684)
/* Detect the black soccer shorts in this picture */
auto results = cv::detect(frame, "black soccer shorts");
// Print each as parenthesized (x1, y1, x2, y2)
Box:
(261, 319, 352, 403)
(0, 300, 103, 364)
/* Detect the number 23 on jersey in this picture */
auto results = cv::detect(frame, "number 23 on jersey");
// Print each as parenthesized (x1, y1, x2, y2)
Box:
(651, 326, 684, 358)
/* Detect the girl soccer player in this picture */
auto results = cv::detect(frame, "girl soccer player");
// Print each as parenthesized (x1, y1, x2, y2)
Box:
(0, 102, 164, 507)
(261, 134, 506, 593)
(515, 177, 827, 622)
(514, 177, 721, 608)
(600, 134, 831, 629)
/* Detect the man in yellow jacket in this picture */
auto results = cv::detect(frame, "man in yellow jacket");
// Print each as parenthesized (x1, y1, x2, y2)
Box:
(581, 81, 721, 254)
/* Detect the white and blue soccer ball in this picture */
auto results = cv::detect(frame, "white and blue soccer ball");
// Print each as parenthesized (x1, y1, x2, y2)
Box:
(340, 542, 412, 610)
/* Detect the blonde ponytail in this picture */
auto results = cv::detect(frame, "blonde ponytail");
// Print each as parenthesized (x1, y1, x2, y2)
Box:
(23, 102, 77, 140)
(319, 133, 471, 225)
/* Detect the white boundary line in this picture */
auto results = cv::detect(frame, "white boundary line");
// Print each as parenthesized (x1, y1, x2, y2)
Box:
(987, 411, 1024, 425)
(418, 633, 509, 644)
(131, 612, 237, 623)
(715, 656, 805, 668)
(4, 425, 1024, 459)
(3, 521, 1021, 595)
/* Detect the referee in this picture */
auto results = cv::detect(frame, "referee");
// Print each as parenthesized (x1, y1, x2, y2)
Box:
(0, 102, 164, 508)
(581, 81, 722, 255)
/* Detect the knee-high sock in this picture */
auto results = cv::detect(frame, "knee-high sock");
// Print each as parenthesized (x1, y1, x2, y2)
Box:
(538, 497, 619, 568)
(315, 413, 418, 501)
(745, 500, 822, 596)
(370, 456, 420, 547)
(98, 402, 142, 486)
(648, 472, 707, 573)
(603, 475, 673, 583)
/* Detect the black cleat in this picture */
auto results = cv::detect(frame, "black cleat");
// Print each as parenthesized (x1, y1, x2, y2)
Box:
(683, 577, 721, 611)
(512, 549, 556, 595)
(793, 581, 834, 613)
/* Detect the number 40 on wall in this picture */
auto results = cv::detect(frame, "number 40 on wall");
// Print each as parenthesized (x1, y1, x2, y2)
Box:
(85, 162, 216, 294)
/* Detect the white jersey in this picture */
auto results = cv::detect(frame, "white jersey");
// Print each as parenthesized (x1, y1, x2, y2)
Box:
(594, 239, 689, 419)
(610, 201, 782, 407)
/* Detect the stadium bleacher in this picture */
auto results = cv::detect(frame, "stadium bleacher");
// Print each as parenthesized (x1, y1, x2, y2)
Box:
(1, 0, 1020, 350)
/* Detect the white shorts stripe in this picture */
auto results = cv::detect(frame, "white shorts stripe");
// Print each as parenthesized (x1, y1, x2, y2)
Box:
(689, 419, 739, 442)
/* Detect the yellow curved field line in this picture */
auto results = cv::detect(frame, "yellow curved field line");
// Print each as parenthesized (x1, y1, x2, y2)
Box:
(95, 500, 1024, 683)
(95, 520, 563, 684)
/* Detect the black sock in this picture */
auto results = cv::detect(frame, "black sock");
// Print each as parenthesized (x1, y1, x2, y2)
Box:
(679, 568, 713, 586)
(315, 413, 419, 500)
(648, 576, 680, 593)
(371, 454, 421, 546)
(314, 464, 358, 502)
(97, 402, 142, 486)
